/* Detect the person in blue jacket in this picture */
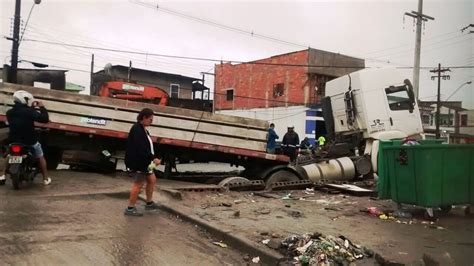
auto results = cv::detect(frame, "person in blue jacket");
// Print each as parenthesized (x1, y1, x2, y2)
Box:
(267, 123, 279, 154)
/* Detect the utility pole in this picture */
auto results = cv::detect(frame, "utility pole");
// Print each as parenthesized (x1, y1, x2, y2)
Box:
(405, 0, 434, 100)
(430, 63, 450, 139)
(90, 54, 94, 93)
(9, 0, 22, 83)
(127, 60, 132, 82)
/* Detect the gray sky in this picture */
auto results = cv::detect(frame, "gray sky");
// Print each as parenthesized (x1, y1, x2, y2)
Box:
(1, 0, 473, 108)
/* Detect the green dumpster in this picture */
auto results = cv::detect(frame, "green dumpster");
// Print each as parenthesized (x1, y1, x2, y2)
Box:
(377, 141, 474, 208)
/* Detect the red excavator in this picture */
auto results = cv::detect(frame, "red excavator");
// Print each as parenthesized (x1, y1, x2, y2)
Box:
(99, 81, 168, 106)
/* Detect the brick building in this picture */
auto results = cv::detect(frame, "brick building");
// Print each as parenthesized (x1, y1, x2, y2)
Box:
(214, 48, 365, 110)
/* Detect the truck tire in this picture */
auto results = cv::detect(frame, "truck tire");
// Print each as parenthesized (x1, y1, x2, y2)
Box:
(11, 172, 20, 190)
(265, 169, 300, 190)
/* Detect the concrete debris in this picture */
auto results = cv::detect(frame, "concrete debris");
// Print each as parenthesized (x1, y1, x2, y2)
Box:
(271, 233, 282, 238)
(258, 208, 271, 215)
(251, 256, 260, 263)
(212, 241, 227, 248)
(262, 239, 270, 245)
(280, 233, 374, 265)
(233, 210, 240, 218)
(267, 239, 281, 250)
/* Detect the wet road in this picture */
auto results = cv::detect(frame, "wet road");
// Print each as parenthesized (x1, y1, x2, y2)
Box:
(0, 171, 244, 265)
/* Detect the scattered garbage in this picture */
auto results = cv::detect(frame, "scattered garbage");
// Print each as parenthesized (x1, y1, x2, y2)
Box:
(282, 193, 293, 200)
(252, 256, 260, 263)
(212, 241, 228, 248)
(262, 239, 271, 245)
(364, 207, 382, 216)
(221, 202, 232, 207)
(280, 233, 373, 264)
(393, 210, 413, 219)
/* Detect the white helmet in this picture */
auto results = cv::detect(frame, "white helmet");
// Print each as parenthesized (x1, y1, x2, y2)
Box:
(13, 90, 35, 106)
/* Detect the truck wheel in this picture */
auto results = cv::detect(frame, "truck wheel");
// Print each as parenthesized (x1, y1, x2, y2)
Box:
(265, 169, 300, 190)
(11, 173, 20, 190)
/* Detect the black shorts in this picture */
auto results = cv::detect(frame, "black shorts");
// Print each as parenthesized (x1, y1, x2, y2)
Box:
(128, 171, 149, 182)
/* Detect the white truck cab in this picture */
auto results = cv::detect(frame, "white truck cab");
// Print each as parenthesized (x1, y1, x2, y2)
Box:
(324, 68, 423, 141)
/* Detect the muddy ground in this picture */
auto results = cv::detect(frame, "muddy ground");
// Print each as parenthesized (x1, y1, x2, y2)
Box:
(0, 170, 245, 265)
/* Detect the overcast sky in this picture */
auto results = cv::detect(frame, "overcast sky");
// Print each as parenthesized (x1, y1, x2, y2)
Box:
(1, 0, 472, 108)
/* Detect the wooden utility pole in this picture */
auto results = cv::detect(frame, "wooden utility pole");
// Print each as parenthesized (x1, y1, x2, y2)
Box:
(430, 63, 450, 139)
(90, 53, 94, 93)
(128, 60, 132, 82)
(9, 0, 21, 83)
(405, 0, 434, 100)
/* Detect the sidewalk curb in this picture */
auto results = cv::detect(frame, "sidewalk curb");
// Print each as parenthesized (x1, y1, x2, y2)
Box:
(138, 194, 284, 265)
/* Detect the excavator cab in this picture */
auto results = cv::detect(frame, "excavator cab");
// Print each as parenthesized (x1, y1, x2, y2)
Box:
(99, 81, 169, 106)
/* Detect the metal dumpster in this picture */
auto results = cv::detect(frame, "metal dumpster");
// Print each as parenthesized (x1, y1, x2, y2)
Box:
(377, 141, 474, 209)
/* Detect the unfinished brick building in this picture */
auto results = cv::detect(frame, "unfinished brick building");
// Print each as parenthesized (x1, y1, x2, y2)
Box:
(214, 48, 365, 110)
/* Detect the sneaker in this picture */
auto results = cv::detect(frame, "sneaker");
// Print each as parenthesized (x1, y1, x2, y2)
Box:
(145, 201, 160, 211)
(124, 207, 143, 216)
(43, 177, 52, 186)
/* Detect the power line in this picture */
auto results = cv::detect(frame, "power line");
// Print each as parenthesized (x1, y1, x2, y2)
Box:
(17, 37, 369, 68)
(10, 38, 474, 70)
(129, 0, 310, 49)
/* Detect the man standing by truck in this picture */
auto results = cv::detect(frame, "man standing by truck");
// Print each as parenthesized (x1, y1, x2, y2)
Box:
(282, 125, 299, 162)
(267, 123, 279, 154)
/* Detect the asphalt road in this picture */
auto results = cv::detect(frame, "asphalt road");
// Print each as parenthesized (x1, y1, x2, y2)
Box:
(0, 170, 244, 265)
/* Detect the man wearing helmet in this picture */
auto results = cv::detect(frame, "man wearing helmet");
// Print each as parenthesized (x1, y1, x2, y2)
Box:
(4, 90, 51, 185)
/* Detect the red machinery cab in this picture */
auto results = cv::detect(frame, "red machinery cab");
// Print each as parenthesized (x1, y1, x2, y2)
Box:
(99, 81, 168, 106)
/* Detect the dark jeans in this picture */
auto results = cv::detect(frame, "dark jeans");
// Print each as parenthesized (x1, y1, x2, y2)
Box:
(283, 147, 297, 162)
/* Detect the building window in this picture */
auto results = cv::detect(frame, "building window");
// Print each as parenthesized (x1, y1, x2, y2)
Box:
(461, 114, 468, 126)
(422, 115, 430, 124)
(226, 89, 234, 101)
(273, 83, 284, 98)
(170, 84, 180, 98)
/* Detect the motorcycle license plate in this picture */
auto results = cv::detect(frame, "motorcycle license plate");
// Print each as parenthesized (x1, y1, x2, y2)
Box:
(8, 156, 23, 164)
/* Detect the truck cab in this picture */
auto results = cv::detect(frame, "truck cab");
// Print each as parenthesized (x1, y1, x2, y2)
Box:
(324, 68, 423, 142)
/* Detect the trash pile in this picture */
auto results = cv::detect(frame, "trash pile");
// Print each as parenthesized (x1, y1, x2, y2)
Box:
(279, 233, 373, 265)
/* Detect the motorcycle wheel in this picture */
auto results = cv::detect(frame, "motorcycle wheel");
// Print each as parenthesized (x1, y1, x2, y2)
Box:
(11, 172, 21, 190)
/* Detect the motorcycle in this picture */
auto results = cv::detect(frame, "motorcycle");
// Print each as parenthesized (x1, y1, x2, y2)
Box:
(5, 143, 39, 190)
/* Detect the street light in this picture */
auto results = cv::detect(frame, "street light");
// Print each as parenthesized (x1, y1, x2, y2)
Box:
(9, 0, 41, 83)
(445, 81, 473, 102)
